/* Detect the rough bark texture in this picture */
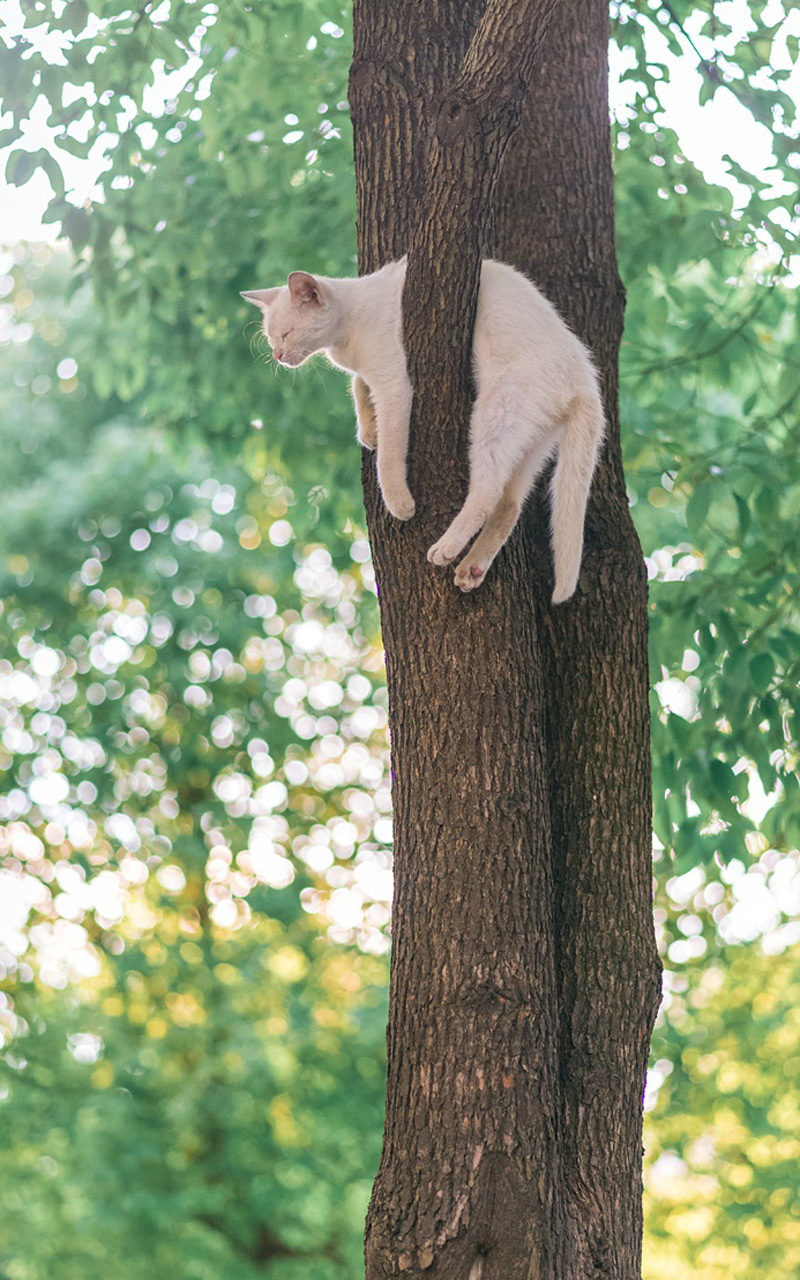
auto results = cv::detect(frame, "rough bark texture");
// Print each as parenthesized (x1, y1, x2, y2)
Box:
(496, 6, 663, 1273)
(349, 1, 662, 1278)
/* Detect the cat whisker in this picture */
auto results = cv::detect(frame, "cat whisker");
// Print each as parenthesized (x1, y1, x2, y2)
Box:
(307, 360, 327, 389)
(249, 329, 269, 360)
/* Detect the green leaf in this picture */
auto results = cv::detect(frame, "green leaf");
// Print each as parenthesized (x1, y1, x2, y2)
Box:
(734, 493, 751, 538)
(723, 647, 750, 690)
(38, 149, 65, 196)
(685, 483, 712, 534)
(0, 126, 23, 150)
(6, 148, 39, 187)
(63, 206, 92, 251)
(749, 652, 774, 692)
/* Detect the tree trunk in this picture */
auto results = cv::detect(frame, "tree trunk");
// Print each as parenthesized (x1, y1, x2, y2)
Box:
(495, 3, 663, 1273)
(349, 1, 662, 1277)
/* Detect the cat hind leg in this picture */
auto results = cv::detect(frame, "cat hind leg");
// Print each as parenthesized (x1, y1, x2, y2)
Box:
(451, 493, 518, 589)
(428, 392, 546, 569)
(453, 438, 554, 590)
(427, 475, 507, 567)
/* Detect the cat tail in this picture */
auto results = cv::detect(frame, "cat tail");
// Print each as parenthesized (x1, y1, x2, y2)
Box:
(549, 390, 605, 604)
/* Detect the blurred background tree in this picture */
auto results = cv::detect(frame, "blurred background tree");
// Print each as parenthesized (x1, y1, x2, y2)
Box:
(0, 2, 798, 1277)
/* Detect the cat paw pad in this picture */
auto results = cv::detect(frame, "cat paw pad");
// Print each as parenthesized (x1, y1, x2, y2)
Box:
(454, 560, 487, 591)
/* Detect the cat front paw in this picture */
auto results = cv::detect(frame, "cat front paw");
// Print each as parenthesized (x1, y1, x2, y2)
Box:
(352, 376, 378, 450)
(427, 536, 457, 566)
(385, 490, 416, 521)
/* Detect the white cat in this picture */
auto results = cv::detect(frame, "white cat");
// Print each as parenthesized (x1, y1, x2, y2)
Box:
(243, 259, 603, 602)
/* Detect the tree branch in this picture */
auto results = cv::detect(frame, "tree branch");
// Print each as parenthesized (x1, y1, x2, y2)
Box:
(451, 0, 563, 113)
(402, 0, 563, 506)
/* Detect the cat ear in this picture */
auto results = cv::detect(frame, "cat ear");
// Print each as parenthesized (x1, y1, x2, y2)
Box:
(241, 288, 281, 309)
(287, 271, 324, 306)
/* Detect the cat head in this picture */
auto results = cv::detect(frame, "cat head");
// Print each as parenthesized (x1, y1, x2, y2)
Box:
(241, 271, 332, 367)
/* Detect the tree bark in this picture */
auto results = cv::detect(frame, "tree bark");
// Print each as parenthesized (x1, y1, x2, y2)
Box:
(495, 4, 663, 1272)
(349, 1, 662, 1277)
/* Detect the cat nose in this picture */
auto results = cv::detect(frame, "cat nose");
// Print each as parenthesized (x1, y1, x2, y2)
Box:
(273, 349, 283, 362)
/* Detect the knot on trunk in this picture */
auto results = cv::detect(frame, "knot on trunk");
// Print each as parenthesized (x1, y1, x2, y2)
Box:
(435, 91, 480, 144)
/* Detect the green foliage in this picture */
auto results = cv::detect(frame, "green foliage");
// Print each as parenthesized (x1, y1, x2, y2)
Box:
(0, 2, 799, 1277)
(1, 925, 386, 1280)
(644, 937, 800, 1279)
(0, 240, 389, 1278)
(612, 5, 800, 882)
